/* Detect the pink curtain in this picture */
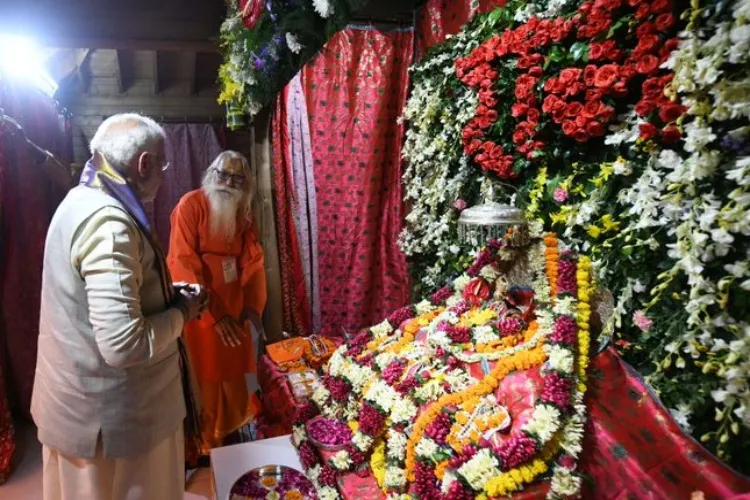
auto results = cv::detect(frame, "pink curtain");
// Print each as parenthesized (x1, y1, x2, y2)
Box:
(149, 123, 224, 252)
(301, 27, 413, 337)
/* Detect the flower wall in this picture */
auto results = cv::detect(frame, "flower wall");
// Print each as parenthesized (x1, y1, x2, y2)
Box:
(400, 0, 750, 472)
(219, 0, 368, 119)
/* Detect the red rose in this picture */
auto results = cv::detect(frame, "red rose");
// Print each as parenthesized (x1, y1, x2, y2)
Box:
(636, 55, 660, 74)
(476, 117, 492, 129)
(627, 0, 643, 5)
(639, 122, 659, 140)
(613, 80, 629, 97)
(528, 66, 544, 78)
(655, 13, 676, 31)
(566, 82, 586, 97)
(562, 120, 577, 136)
(635, 35, 660, 55)
(542, 94, 560, 113)
(642, 77, 664, 99)
(594, 64, 619, 88)
(658, 102, 687, 123)
(659, 74, 674, 87)
(551, 27, 564, 42)
(653, 0, 673, 13)
(575, 114, 589, 128)
(635, 4, 651, 19)
(513, 129, 527, 144)
(552, 108, 566, 123)
(489, 144, 505, 159)
(481, 141, 495, 152)
(527, 108, 541, 124)
(636, 21, 656, 38)
(573, 128, 590, 142)
(583, 100, 603, 118)
(661, 125, 682, 144)
(512, 103, 529, 118)
(565, 102, 584, 118)
(586, 120, 605, 136)
(585, 88, 604, 101)
(589, 43, 606, 61)
(635, 99, 656, 116)
(598, 105, 616, 122)
(515, 84, 532, 100)
(559, 68, 583, 86)
(517, 56, 534, 70)
(583, 65, 598, 86)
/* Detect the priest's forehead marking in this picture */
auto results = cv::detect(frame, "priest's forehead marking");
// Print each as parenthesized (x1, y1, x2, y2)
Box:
(222, 157, 245, 176)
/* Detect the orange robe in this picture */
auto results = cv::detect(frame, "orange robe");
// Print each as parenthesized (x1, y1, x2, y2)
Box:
(167, 189, 266, 453)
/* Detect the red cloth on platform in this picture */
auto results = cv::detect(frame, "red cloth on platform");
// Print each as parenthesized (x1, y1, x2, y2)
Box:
(301, 27, 413, 337)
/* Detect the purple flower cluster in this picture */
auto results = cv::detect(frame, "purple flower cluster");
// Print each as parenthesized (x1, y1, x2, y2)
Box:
(293, 402, 319, 425)
(388, 306, 416, 328)
(550, 315, 578, 345)
(383, 360, 405, 385)
(319, 464, 338, 487)
(425, 412, 452, 445)
(345, 444, 365, 465)
(498, 316, 524, 337)
(324, 376, 351, 403)
(414, 461, 441, 498)
(358, 352, 375, 368)
(298, 441, 319, 469)
(556, 254, 578, 296)
(396, 375, 419, 395)
(495, 433, 538, 470)
(447, 480, 475, 500)
(307, 418, 352, 447)
(448, 445, 478, 469)
(346, 331, 371, 356)
(430, 286, 454, 304)
(359, 403, 385, 436)
(467, 247, 496, 277)
(439, 322, 471, 343)
(450, 299, 472, 317)
(277, 468, 317, 497)
(541, 372, 574, 409)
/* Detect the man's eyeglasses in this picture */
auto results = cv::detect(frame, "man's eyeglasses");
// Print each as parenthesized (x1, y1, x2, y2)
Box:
(214, 168, 246, 186)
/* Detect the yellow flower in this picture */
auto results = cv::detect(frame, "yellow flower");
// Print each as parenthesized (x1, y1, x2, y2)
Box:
(551, 212, 568, 225)
(370, 439, 386, 488)
(600, 214, 621, 232)
(348, 421, 359, 432)
(587, 225, 602, 238)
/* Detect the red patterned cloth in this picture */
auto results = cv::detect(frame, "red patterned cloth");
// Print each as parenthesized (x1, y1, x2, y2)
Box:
(272, 91, 314, 337)
(416, 0, 508, 56)
(301, 27, 413, 337)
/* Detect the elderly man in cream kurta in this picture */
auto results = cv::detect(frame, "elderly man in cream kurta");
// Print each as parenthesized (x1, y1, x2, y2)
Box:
(31, 113, 205, 500)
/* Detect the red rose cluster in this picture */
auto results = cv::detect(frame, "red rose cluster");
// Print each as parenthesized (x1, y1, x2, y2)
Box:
(455, 0, 685, 179)
(456, 17, 576, 179)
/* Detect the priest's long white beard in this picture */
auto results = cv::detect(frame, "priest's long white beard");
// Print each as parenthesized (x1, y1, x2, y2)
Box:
(204, 186, 241, 240)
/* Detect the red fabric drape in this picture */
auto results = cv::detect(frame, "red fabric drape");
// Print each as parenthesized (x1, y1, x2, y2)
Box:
(0, 80, 71, 417)
(272, 89, 314, 337)
(301, 28, 413, 337)
(416, 0, 507, 56)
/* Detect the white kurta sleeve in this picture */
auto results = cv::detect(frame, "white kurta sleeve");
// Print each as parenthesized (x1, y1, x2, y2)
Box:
(72, 207, 185, 369)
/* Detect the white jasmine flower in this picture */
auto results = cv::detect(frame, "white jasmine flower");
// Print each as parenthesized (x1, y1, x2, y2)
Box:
(415, 437, 439, 459)
(387, 431, 408, 459)
(312, 0, 334, 18)
(385, 466, 407, 488)
(331, 450, 352, 470)
(371, 320, 394, 338)
(550, 468, 582, 497)
(479, 264, 500, 282)
(318, 486, 340, 500)
(391, 398, 418, 423)
(352, 431, 373, 452)
(473, 325, 499, 344)
(308, 464, 321, 482)
(545, 345, 575, 374)
(415, 299, 437, 315)
(292, 425, 307, 446)
(457, 449, 501, 491)
(453, 275, 471, 292)
(670, 403, 693, 433)
(524, 405, 561, 442)
(285, 33, 303, 54)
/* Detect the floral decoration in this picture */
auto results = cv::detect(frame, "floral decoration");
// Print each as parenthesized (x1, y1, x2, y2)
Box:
(400, 0, 750, 470)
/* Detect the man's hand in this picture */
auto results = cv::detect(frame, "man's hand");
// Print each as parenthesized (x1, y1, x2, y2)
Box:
(175, 288, 205, 322)
(241, 308, 267, 343)
(215, 316, 246, 347)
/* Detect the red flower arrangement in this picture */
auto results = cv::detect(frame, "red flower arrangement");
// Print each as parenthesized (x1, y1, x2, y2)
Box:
(455, 0, 685, 179)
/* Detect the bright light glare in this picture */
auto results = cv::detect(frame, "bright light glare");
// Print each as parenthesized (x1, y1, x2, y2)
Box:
(0, 35, 58, 97)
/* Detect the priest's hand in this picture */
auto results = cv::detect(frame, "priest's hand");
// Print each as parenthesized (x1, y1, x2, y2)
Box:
(241, 308, 267, 343)
(216, 316, 246, 347)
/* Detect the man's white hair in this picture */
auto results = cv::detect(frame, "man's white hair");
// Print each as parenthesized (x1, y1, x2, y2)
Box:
(89, 113, 166, 173)
(202, 150, 256, 225)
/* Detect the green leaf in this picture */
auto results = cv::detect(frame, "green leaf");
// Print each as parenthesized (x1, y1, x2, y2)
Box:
(570, 42, 590, 62)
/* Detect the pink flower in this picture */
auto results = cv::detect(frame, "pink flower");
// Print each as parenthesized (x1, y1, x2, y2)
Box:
(498, 316, 524, 336)
(540, 372, 574, 409)
(553, 187, 570, 204)
(632, 310, 653, 332)
(358, 403, 385, 436)
(495, 433, 538, 469)
(454, 198, 468, 211)
(424, 412, 452, 444)
(382, 360, 405, 385)
(556, 255, 578, 296)
(430, 286, 453, 304)
(324, 376, 352, 403)
(551, 315, 578, 345)
(388, 306, 415, 328)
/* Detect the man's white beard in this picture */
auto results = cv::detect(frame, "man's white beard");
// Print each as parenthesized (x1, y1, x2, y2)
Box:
(204, 185, 242, 240)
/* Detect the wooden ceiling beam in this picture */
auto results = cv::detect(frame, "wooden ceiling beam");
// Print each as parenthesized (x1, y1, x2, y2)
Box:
(152, 51, 161, 96)
(114, 50, 132, 94)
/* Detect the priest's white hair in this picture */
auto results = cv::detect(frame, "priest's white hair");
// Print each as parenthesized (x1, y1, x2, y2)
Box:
(202, 150, 256, 230)
(90, 113, 165, 173)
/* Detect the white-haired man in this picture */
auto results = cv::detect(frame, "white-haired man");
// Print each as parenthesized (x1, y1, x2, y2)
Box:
(168, 150, 266, 462)
(31, 113, 206, 500)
